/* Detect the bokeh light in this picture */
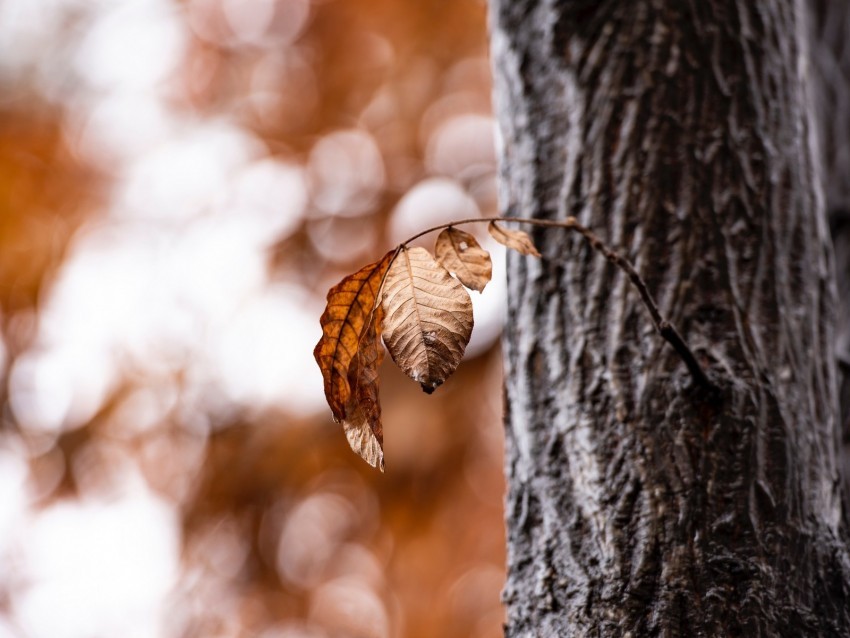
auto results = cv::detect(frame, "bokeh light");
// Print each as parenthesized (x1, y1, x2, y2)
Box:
(0, 0, 506, 636)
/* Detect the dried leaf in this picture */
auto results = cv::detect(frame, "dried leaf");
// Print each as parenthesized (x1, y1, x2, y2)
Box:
(434, 227, 492, 292)
(342, 306, 385, 471)
(381, 246, 473, 394)
(488, 221, 541, 257)
(314, 250, 394, 421)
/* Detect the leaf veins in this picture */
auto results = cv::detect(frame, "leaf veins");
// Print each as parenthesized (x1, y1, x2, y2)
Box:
(488, 221, 541, 257)
(313, 250, 394, 421)
(434, 227, 492, 292)
(342, 305, 386, 471)
(381, 246, 473, 394)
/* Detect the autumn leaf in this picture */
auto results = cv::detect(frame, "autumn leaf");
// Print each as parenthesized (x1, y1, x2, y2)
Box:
(342, 306, 385, 471)
(488, 221, 541, 257)
(314, 250, 394, 421)
(434, 227, 492, 292)
(381, 246, 473, 394)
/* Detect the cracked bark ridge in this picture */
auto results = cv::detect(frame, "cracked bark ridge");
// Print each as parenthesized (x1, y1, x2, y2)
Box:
(489, 0, 850, 635)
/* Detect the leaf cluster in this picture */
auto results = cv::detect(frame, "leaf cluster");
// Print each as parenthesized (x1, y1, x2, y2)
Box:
(314, 223, 539, 470)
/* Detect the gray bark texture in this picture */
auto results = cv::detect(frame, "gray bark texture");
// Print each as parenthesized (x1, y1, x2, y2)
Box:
(488, 0, 850, 636)
(809, 0, 850, 529)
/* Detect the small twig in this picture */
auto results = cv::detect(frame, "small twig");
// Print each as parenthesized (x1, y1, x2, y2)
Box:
(400, 215, 716, 392)
(560, 218, 715, 391)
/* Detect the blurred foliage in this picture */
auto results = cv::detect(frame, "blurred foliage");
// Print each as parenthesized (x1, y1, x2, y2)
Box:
(0, 0, 505, 637)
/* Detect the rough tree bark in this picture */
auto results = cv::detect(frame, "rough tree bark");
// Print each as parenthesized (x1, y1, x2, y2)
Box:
(489, 1, 850, 636)
(809, 0, 850, 526)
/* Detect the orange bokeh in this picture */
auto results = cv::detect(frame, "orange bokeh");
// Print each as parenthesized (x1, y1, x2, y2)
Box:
(0, 1, 506, 637)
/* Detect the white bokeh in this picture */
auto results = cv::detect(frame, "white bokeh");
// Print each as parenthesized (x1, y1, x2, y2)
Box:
(388, 177, 480, 244)
(0, 444, 28, 559)
(12, 474, 180, 638)
(74, 0, 188, 92)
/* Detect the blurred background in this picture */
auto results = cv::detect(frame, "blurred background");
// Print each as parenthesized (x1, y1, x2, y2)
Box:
(0, 0, 507, 636)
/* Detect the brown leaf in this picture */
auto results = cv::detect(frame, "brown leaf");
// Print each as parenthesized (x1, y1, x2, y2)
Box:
(381, 246, 473, 394)
(342, 305, 385, 471)
(314, 250, 394, 421)
(434, 227, 492, 292)
(487, 221, 541, 257)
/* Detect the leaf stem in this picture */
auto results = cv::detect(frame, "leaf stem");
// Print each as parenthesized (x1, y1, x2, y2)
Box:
(401, 216, 716, 392)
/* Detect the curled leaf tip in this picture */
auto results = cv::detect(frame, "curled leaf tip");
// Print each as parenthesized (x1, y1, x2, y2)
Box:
(434, 227, 492, 292)
(339, 304, 386, 470)
(488, 221, 541, 257)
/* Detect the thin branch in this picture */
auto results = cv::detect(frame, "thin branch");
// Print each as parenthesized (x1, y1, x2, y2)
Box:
(399, 215, 716, 393)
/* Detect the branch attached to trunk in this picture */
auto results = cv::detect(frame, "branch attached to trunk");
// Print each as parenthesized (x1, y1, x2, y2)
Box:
(316, 213, 719, 469)
(404, 215, 717, 393)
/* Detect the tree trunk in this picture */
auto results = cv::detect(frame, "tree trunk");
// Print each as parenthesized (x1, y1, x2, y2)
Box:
(809, 0, 850, 526)
(488, 1, 850, 636)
